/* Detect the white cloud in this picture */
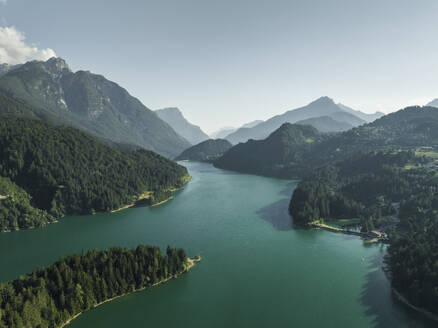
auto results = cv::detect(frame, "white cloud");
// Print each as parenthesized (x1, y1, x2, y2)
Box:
(0, 26, 56, 64)
(0, 0, 7, 5)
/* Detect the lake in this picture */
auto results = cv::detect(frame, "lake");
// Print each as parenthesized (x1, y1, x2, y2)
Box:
(0, 162, 434, 327)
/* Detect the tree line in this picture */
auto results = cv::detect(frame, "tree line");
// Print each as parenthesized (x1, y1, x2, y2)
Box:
(0, 245, 190, 328)
(0, 116, 189, 230)
(289, 150, 438, 313)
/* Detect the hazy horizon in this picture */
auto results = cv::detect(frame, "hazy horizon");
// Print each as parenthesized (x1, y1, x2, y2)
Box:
(1, 0, 438, 133)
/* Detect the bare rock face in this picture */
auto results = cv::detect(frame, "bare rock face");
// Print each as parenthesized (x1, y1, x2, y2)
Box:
(156, 107, 209, 145)
(0, 58, 190, 158)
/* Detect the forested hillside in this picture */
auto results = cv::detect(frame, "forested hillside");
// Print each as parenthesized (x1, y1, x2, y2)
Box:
(0, 58, 190, 158)
(289, 150, 438, 315)
(0, 116, 189, 228)
(289, 151, 430, 228)
(0, 245, 192, 328)
(216, 106, 438, 179)
(176, 139, 232, 162)
(215, 123, 321, 178)
(0, 176, 55, 231)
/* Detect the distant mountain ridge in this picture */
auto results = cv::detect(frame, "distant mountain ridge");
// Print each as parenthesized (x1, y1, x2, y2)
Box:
(0, 58, 190, 158)
(336, 103, 384, 122)
(155, 107, 209, 145)
(0, 63, 21, 77)
(224, 97, 375, 144)
(427, 99, 438, 108)
(210, 127, 237, 139)
(215, 105, 438, 178)
(295, 116, 353, 132)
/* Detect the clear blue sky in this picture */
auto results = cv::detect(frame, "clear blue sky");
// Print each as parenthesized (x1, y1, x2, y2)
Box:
(1, 0, 438, 133)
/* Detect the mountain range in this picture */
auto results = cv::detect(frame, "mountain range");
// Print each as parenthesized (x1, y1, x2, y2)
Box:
(0, 58, 190, 158)
(427, 98, 438, 108)
(224, 97, 384, 144)
(155, 107, 209, 145)
(215, 105, 438, 178)
(209, 120, 263, 139)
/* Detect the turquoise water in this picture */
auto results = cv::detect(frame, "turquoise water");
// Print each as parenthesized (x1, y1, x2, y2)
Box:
(0, 162, 434, 327)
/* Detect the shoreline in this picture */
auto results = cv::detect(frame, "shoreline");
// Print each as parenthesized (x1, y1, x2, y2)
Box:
(316, 221, 437, 321)
(391, 287, 438, 322)
(151, 196, 174, 207)
(309, 221, 387, 243)
(60, 256, 201, 328)
(382, 268, 438, 322)
(111, 175, 192, 213)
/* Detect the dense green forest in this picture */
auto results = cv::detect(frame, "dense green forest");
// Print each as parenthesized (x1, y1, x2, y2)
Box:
(289, 150, 438, 314)
(0, 245, 192, 328)
(0, 176, 55, 231)
(215, 123, 321, 178)
(176, 139, 232, 162)
(289, 151, 432, 229)
(216, 106, 438, 179)
(0, 116, 189, 229)
(386, 199, 438, 314)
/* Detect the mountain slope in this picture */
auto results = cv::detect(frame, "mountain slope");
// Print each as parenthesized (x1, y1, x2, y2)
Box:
(224, 97, 365, 144)
(0, 176, 55, 232)
(0, 58, 190, 158)
(176, 139, 232, 162)
(295, 116, 353, 132)
(337, 103, 384, 122)
(210, 127, 237, 139)
(216, 106, 438, 178)
(242, 120, 263, 128)
(215, 123, 321, 177)
(427, 98, 438, 108)
(0, 114, 189, 229)
(155, 107, 208, 145)
(0, 63, 21, 77)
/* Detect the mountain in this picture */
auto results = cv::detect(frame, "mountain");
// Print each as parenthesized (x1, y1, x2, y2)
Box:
(242, 120, 263, 128)
(155, 107, 209, 145)
(215, 123, 321, 178)
(224, 97, 366, 144)
(0, 58, 190, 158)
(176, 139, 232, 162)
(427, 98, 438, 108)
(337, 103, 384, 122)
(210, 127, 237, 139)
(0, 63, 21, 77)
(215, 106, 438, 178)
(210, 121, 262, 139)
(0, 114, 189, 231)
(295, 116, 353, 132)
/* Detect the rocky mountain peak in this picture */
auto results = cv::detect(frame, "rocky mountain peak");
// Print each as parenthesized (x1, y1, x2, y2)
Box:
(44, 57, 71, 75)
(310, 96, 335, 106)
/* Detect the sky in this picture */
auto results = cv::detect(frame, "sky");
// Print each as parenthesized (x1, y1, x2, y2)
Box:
(0, 0, 438, 133)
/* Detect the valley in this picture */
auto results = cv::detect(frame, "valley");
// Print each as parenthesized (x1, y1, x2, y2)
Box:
(1, 162, 435, 328)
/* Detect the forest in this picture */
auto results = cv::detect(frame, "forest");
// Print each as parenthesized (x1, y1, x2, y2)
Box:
(289, 150, 438, 314)
(0, 245, 190, 328)
(289, 151, 432, 229)
(176, 139, 232, 163)
(215, 106, 438, 179)
(0, 115, 189, 230)
(386, 197, 438, 314)
(0, 176, 55, 231)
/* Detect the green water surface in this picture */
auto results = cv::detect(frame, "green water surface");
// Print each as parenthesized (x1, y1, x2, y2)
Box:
(0, 162, 434, 327)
